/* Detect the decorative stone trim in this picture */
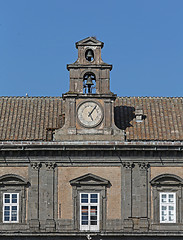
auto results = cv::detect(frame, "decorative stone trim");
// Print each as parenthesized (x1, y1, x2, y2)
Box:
(138, 162, 150, 170)
(31, 162, 41, 170)
(122, 162, 134, 169)
(45, 162, 57, 170)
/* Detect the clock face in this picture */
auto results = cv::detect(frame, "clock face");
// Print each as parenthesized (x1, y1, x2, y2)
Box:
(77, 101, 103, 128)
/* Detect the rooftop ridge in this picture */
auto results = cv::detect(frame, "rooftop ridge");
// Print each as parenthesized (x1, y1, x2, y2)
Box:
(0, 96, 63, 99)
(117, 96, 183, 99)
(0, 96, 182, 99)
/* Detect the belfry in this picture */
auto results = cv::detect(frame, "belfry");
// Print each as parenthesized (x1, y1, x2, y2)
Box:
(54, 37, 124, 141)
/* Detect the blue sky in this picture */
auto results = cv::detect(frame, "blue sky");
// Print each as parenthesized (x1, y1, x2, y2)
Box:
(0, 0, 183, 97)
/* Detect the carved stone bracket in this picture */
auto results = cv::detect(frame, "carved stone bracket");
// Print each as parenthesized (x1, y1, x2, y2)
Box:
(138, 162, 150, 170)
(31, 162, 41, 170)
(122, 162, 134, 169)
(45, 162, 57, 170)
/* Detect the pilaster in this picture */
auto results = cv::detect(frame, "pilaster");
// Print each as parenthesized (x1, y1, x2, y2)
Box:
(122, 162, 134, 231)
(138, 162, 150, 231)
(29, 162, 41, 231)
(45, 162, 56, 232)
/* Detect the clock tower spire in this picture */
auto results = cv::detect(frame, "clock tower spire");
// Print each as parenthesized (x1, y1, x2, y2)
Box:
(54, 37, 124, 141)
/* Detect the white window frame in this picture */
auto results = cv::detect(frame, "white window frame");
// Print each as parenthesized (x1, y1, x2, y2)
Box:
(3, 193, 19, 223)
(160, 192, 176, 223)
(80, 193, 99, 231)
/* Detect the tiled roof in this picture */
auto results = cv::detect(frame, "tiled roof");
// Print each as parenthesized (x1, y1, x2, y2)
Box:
(115, 97, 183, 141)
(0, 97, 63, 141)
(0, 96, 183, 141)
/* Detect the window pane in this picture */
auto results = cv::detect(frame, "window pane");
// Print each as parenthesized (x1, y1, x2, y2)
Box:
(162, 216, 166, 221)
(161, 194, 167, 202)
(82, 221, 88, 225)
(4, 216, 10, 221)
(90, 194, 98, 203)
(4, 194, 10, 203)
(169, 216, 174, 221)
(11, 207, 17, 222)
(161, 210, 166, 216)
(12, 206, 17, 211)
(168, 194, 174, 203)
(81, 194, 88, 203)
(90, 206, 97, 225)
(168, 205, 174, 221)
(12, 194, 17, 203)
(4, 206, 10, 221)
(81, 206, 88, 225)
(4, 210, 10, 216)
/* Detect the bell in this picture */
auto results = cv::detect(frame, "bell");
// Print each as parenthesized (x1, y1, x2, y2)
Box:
(86, 75, 94, 86)
(86, 49, 94, 61)
(86, 75, 94, 93)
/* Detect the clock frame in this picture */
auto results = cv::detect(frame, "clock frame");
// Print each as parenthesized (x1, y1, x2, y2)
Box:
(77, 101, 103, 128)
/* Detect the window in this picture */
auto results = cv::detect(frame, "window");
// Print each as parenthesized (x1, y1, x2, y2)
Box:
(80, 193, 99, 231)
(3, 193, 19, 223)
(0, 174, 29, 224)
(150, 174, 183, 226)
(70, 173, 110, 231)
(160, 193, 176, 223)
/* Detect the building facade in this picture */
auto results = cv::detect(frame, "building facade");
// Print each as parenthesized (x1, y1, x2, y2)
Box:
(0, 37, 183, 240)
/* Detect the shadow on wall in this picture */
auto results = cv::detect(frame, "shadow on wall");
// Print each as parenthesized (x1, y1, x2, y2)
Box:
(114, 106, 136, 130)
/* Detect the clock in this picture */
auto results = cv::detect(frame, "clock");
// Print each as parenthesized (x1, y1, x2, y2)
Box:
(77, 101, 103, 128)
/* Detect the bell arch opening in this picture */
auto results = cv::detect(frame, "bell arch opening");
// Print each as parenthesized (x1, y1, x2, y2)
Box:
(83, 72, 96, 94)
(85, 49, 94, 62)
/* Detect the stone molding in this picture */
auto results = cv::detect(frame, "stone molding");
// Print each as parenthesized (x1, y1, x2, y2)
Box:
(122, 162, 134, 169)
(30, 162, 41, 170)
(138, 162, 150, 170)
(45, 162, 57, 170)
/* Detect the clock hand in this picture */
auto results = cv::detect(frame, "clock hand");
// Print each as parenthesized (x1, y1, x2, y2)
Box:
(88, 105, 97, 117)
(89, 115, 93, 121)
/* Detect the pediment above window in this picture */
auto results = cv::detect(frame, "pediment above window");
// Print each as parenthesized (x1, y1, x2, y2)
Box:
(150, 174, 183, 186)
(0, 174, 29, 186)
(70, 173, 110, 186)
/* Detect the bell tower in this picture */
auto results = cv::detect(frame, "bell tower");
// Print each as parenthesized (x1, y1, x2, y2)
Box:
(68, 37, 111, 95)
(54, 37, 124, 141)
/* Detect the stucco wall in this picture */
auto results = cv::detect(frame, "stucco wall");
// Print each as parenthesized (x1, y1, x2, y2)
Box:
(0, 167, 28, 179)
(58, 166, 121, 220)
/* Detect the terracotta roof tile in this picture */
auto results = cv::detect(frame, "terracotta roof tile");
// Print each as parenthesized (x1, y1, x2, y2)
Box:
(0, 97, 63, 141)
(115, 97, 183, 141)
(0, 96, 182, 141)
